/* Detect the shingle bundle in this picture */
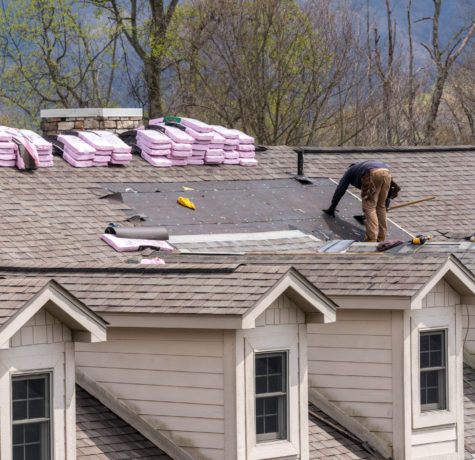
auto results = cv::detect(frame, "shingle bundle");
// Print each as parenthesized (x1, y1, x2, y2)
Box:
(136, 129, 172, 167)
(58, 134, 95, 167)
(78, 131, 113, 166)
(0, 130, 16, 167)
(0, 126, 42, 169)
(91, 131, 133, 165)
(20, 129, 54, 167)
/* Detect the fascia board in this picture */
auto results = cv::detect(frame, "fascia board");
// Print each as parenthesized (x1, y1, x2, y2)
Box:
(411, 257, 475, 309)
(0, 281, 107, 346)
(101, 313, 244, 329)
(329, 295, 411, 309)
(241, 269, 337, 329)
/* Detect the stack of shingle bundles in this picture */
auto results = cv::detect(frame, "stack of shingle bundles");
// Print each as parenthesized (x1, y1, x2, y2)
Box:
(173, 118, 212, 165)
(136, 129, 172, 167)
(154, 124, 194, 166)
(20, 129, 54, 167)
(229, 129, 258, 166)
(163, 120, 214, 166)
(0, 126, 40, 169)
(58, 134, 95, 167)
(91, 131, 133, 165)
(0, 130, 16, 167)
(211, 125, 240, 164)
(78, 131, 113, 166)
(204, 131, 226, 164)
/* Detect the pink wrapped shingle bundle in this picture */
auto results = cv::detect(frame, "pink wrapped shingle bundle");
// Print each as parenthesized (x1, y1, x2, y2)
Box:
(0, 138, 16, 166)
(228, 128, 258, 166)
(0, 126, 40, 169)
(20, 129, 54, 167)
(205, 148, 225, 164)
(78, 131, 113, 167)
(209, 132, 226, 150)
(136, 130, 172, 159)
(91, 131, 133, 165)
(156, 124, 194, 144)
(58, 134, 95, 167)
(0, 129, 15, 166)
(141, 151, 172, 167)
(211, 125, 239, 151)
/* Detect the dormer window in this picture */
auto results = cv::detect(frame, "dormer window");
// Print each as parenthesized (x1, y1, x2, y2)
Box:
(12, 373, 51, 460)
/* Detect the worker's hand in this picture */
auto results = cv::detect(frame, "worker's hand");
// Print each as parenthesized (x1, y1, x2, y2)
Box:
(323, 207, 336, 217)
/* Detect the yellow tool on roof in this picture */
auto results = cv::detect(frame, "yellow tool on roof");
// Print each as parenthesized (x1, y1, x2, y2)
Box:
(177, 196, 196, 210)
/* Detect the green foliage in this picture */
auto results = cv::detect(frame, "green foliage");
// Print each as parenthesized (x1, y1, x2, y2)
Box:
(0, 0, 119, 126)
(166, 0, 334, 144)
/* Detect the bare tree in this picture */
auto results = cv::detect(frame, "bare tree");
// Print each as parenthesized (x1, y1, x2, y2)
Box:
(94, 0, 179, 118)
(420, 0, 474, 143)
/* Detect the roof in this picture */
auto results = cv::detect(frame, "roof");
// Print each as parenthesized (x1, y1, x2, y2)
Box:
(0, 145, 473, 264)
(308, 403, 382, 459)
(0, 277, 50, 327)
(76, 385, 172, 459)
(0, 254, 462, 318)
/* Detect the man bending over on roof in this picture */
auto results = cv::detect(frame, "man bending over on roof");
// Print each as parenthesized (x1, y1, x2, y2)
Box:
(323, 161, 400, 242)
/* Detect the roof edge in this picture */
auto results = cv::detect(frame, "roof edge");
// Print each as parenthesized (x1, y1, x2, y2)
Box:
(411, 254, 475, 309)
(0, 279, 107, 347)
(294, 145, 475, 154)
(242, 267, 337, 328)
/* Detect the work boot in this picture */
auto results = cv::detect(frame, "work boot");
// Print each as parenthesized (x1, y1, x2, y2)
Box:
(364, 237, 377, 242)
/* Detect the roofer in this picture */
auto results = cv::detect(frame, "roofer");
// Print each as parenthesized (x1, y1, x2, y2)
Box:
(323, 161, 400, 242)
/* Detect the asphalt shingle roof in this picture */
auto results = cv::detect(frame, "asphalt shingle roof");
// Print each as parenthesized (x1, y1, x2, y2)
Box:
(0, 253, 459, 318)
(76, 385, 171, 459)
(0, 277, 49, 326)
(309, 403, 383, 459)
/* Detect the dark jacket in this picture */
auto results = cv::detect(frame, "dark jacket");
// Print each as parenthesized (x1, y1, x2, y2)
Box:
(331, 161, 389, 208)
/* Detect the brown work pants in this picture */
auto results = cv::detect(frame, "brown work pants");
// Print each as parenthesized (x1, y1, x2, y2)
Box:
(362, 168, 391, 241)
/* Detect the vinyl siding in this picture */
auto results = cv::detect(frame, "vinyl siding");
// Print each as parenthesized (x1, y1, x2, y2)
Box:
(76, 328, 225, 460)
(255, 293, 305, 327)
(10, 309, 72, 347)
(307, 309, 394, 445)
(422, 279, 460, 309)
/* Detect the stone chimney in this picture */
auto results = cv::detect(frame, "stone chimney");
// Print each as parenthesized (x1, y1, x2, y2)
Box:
(40, 108, 143, 135)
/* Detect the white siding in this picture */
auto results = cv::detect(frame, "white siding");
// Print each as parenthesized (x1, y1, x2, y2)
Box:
(76, 328, 225, 460)
(10, 309, 72, 347)
(307, 309, 394, 445)
(422, 279, 460, 309)
(411, 426, 457, 458)
(255, 293, 305, 327)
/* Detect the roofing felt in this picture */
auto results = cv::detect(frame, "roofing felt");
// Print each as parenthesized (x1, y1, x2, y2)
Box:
(76, 385, 172, 460)
(0, 254, 459, 317)
(102, 178, 410, 241)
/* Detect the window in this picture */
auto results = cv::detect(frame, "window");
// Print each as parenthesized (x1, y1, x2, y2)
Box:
(255, 352, 287, 442)
(12, 374, 51, 460)
(420, 330, 446, 411)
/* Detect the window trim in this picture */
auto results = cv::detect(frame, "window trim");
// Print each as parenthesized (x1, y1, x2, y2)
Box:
(11, 372, 53, 460)
(411, 309, 457, 429)
(255, 351, 288, 442)
(239, 324, 303, 460)
(419, 330, 447, 412)
(0, 341, 76, 460)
